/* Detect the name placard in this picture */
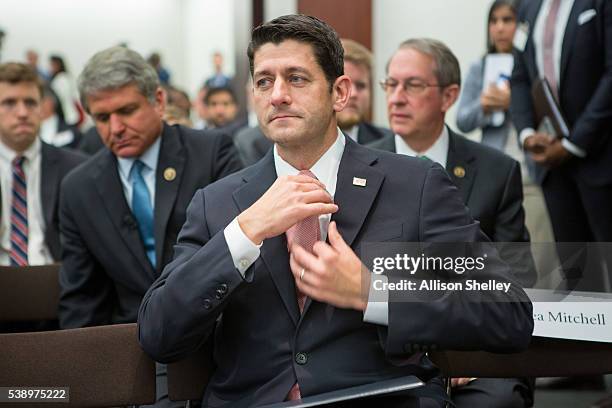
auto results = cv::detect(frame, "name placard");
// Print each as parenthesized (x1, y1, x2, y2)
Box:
(525, 288, 612, 343)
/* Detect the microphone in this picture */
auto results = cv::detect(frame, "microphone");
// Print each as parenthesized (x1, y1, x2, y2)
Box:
(122, 214, 138, 230)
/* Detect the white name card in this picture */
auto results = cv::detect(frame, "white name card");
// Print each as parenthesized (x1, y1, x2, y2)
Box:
(525, 288, 612, 343)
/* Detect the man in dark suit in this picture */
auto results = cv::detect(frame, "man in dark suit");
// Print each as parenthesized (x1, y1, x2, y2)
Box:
(511, 0, 612, 293)
(58, 46, 243, 328)
(0, 62, 86, 267)
(233, 38, 391, 166)
(138, 16, 533, 408)
(0, 63, 86, 333)
(370, 38, 534, 408)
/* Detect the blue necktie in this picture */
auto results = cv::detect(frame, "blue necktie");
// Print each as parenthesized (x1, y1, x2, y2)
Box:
(131, 160, 156, 267)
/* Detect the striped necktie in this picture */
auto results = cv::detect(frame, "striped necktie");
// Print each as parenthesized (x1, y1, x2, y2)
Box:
(10, 156, 29, 266)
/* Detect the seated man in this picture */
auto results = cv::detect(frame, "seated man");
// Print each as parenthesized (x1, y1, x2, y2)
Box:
(138, 15, 533, 408)
(369, 37, 535, 408)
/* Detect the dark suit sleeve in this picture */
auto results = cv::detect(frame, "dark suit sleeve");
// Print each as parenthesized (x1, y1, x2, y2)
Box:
(510, 48, 536, 136)
(570, 2, 612, 153)
(492, 161, 537, 287)
(211, 132, 244, 180)
(383, 165, 533, 357)
(138, 189, 245, 363)
(58, 181, 115, 328)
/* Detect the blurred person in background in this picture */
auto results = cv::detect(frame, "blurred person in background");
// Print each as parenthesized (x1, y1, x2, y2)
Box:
(25, 49, 49, 81)
(204, 51, 232, 89)
(204, 86, 246, 137)
(456, 0, 559, 290)
(148, 52, 171, 85)
(39, 85, 82, 149)
(49, 54, 83, 127)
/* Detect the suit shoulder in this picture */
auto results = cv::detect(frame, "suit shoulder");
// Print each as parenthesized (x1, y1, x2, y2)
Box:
(175, 124, 232, 149)
(456, 134, 519, 172)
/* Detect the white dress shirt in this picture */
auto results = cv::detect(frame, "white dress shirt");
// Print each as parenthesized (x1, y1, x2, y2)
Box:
(223, 129, 388, 325)
(394, 126, 450, 168)
(518, 0, 586, 157)
(116, 136, 161, 210)
(0, 138, 53, 265)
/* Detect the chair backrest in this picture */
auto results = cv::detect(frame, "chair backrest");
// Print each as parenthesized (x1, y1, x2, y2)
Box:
(167, 336, 215, 401)
(0, 264, 60, 321)
(429, 336, 612, 377)
(0, 323, 156, 407)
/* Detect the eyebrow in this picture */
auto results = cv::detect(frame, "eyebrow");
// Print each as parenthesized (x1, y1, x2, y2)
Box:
(254, 66, 312, 77)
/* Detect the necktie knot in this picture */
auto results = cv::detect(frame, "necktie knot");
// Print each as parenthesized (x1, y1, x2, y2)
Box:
(131, 160, 146, 178)
(12, 155, 26, 169)
(299, 169, 317, 179)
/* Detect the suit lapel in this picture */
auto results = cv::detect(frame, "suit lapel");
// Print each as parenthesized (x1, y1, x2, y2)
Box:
(445, 129, 476, 204)
(559, 2, 585, 93)
(233, 152, 301, 325)
(153, 124, 186, 272)
(93, 150, 155, 278)
(40, 143, 59, 231)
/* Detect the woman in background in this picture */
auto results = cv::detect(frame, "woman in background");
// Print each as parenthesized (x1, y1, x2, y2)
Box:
(456, 0, 517, 152)
(49, 54, 83, 127)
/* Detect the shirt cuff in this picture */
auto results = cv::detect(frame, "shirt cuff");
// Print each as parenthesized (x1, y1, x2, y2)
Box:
(363, 273, 389, 326)
(561, 138, 587, 158)
(519, 128, 535, 149)
(223, 217, 262, 277)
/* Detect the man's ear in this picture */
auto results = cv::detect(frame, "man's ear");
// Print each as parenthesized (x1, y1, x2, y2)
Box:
(154, 87, 166, 116)
(332, 75, 351, 112)
(441, 84, 459, 113)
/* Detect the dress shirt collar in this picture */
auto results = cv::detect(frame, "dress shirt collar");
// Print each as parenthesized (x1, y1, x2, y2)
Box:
(117, 135, 162, 180)
(0, 136, 41, 164)
(394, 125, 449, 168)
(273, 128, 345, 197)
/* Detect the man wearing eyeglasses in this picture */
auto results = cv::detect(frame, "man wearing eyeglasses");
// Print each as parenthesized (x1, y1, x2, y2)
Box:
(369, 38, 534, 408)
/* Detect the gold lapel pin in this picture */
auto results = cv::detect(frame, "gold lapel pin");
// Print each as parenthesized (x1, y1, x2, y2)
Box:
(164, 167, 177, 181)
(353, 177, 367, 187)
(453, 166, 466, 178)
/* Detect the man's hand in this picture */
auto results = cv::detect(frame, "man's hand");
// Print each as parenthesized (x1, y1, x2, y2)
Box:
(289, 221, 369, 311)
(451, 378, 478, 387)
(238, 175, 338, 244)
(528, 137, 571, 168)
(523, 132, 552, 154)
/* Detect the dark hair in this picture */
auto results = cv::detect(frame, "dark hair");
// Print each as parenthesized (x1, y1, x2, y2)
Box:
(49, 55, 67, 78)
(247, 14, 344, 91)
(486, 0, 518, 53)
(204, 86, 237, 105)
(0, 62, 43, 96)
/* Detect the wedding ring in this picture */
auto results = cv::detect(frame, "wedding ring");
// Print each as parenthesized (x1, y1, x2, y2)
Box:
(300, 268, 305, 280)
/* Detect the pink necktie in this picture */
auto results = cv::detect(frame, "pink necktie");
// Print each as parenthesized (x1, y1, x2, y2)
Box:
(285, 169, 321, 401)
(543, 0, 561, 101)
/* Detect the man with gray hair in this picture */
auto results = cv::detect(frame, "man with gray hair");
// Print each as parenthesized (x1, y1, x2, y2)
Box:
(58, 46, 242, 404)
(369, 38, 534, 408)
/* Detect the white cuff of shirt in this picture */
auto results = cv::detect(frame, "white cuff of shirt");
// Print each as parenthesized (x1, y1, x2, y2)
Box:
(561, 138, 587, 158)
(519, 128, 536, 149)
(363, 273, 389, 326)
(224, 217, 262, 277)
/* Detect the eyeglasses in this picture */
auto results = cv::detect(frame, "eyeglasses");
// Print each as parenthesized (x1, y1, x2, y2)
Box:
(379, 78, 444, 96)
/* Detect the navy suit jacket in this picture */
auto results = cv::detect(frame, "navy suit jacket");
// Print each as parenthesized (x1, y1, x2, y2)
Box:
(138, 136, 533, 407)
(58, 123, 243, 328)
(511, 0, 612, 185)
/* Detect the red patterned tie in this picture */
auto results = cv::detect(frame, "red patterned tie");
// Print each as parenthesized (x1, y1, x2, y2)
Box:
(285, 169, 321, 400)
(10, 156, 28, 266)
(543, 0, 561, 101)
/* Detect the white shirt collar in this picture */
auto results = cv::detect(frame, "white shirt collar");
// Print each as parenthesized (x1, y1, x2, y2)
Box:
(394, 126, 449, 168)
(273, 128, 345, 197)
(344, 125, 359, 142)
(117, 135, 162, 180)
(0, 136, 41, 163)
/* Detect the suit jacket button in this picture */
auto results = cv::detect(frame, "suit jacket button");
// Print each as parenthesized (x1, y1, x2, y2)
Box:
(218, 283, 228, 295)
(215, 290, 224, 300)
(203, 299, 212, 309)
(295, 352, 308, 365)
